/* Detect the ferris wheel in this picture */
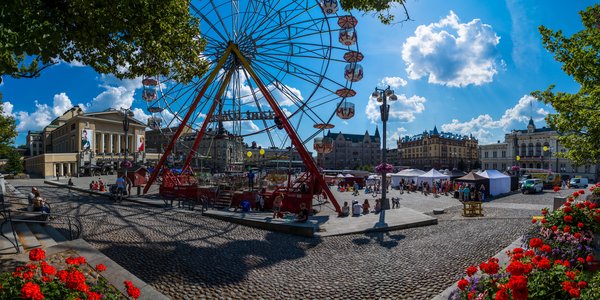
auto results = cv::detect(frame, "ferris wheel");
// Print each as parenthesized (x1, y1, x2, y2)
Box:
(142, 0, 363, 205)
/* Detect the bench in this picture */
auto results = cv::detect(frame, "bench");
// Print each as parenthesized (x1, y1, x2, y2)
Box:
(463, 201, 483, 217)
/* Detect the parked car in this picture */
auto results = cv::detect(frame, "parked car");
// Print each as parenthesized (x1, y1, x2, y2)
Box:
(569, 178, 589, 188)
(521, 179, 544, 194)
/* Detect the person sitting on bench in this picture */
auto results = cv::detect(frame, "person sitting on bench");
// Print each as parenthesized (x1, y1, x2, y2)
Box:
(295, 203, 309, 223)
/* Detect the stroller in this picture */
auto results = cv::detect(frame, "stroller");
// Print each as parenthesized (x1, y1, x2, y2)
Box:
(108, 184, 127, 202)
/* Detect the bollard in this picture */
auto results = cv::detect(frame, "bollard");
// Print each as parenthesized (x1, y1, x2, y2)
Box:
(553, 196, 566, 211)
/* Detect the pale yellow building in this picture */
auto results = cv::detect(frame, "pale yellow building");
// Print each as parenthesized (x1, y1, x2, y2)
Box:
(25, 107, 150, 178)
(398, 126, 479, 171)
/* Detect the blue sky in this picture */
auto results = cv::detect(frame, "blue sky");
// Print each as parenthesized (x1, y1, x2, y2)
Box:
(0, 0, 594, 149)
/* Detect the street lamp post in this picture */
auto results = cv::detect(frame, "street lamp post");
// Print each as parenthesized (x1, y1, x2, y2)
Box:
(372, 86, 397, 210)
(121, 108, 134, 180)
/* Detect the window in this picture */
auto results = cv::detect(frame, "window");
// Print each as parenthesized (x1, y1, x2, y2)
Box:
(502, 151, 506, 158)
(484, 152, 488, 158)
(492, 163, 497, 170)
(493, 151, 497, 158)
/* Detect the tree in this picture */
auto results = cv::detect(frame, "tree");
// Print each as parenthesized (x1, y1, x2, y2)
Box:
(531, 4, 600, 165)
(341, 0, 411, 24)
(0, 94, 17, 158)
(0, 0, 208, 82)
(4, 149, 23, 174)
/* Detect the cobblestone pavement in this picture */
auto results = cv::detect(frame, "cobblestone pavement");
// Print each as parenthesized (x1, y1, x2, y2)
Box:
(8, 180, 555, 300)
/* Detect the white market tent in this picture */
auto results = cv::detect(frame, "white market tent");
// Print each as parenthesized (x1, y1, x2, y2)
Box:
(390, 169, 426, 187)
(416, 169, 450, 186)
(477, 170, 511, 196)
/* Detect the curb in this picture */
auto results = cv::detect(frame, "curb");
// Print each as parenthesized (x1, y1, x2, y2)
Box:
(431, 236, 525, 300)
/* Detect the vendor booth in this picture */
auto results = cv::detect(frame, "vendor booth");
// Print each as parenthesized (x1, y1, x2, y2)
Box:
(390, 169, 425, 187)
(416, 169, 450, 186)
(477, 170, 511, 196)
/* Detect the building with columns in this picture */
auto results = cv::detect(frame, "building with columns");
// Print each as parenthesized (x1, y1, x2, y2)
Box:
(397, 126, 479, 171)
(480, 118, 600, 181)
(25, 130, 43, 157)
(24, 106, 149, 178)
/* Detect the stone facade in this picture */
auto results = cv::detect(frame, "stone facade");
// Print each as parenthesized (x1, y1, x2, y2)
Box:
(316, 128, 381, 170)
(480, 118, 600, 181)
(24, 107, 147, 178)
(397, 126, 478, 170)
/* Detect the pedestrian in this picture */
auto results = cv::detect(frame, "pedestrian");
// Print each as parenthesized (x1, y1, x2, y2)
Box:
(352, 182, 360, 196)
(115, 175, 126, 202)
(479, 184, 486, 202)
(272, 193, 283, 219)
(362, 199, 370, 214)
(463, 185, 471, 202)
(247, 170, 255, 191)
(255, 188, 265, 211)
(459, 184, 464, 201)
(339, 201, 350, 217)
(295, 203, 309, 223)
(352, 200, 362, 216)
(68, 178, 74, 186)
(374, 199, 382, 213)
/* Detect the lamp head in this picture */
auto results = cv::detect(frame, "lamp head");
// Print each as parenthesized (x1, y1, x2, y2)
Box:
(385, 89, 394, 97)
(389, 94, 398, 101)
(372, 91, 380, 98)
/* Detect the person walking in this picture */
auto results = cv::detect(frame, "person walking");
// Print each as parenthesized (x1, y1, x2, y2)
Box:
(463, 185, 471, 202)
(479, 184, 486, 202)
(272, 193, 283, 219)
(247, 170, 255, 191)
(115, 175, 126, 202)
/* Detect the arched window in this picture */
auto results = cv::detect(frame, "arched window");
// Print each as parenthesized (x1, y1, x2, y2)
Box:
(528, 143, 534, 156)
(520, 143, 526, 157)
(535, 143, 542, 156)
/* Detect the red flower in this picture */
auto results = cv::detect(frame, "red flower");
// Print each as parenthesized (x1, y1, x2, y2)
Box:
(56, 270, 68, 282)
(508, 276, 528, 300)
(66, 270, 88, 292)
(23, 270, 34, 281)
(95, 264, 107, 272)
(20, 282, 44, 300)
(578, 190, 585, 195)
(563, 281, 574, 291)
(553, 186, 561, 192)
(568, 197, 574, 202)
(577, 222, 584, 228)
(569, 288, 581, 298)
(525, 249, 535, 257)
(565, 201, 572, 207)
(542, 209, 548, 215)
(531, 218, 537, 224)
(495, 289, 509, 300)
(590, 203, 597, 209)
(551, 225, 558, 231)
(529, 238, 543, 248)
(577, 257, 585, 264)
(513, 247, 524, 254)
(541, 218, 548, 224)
(507, 261, 531, 276)
(536, 257, 551, 269)
(577, 281, 587, 289)
(564, 260, 571, 268)
(566, 271, 576, 280)
(586, 255, 594, 263)
(480, 261, 500, 275)
(564, 207, 573, 214)
(28, 248, 45, 261)
(576, 203, 585, 209)
(466, 266, 478, 277)
(541, 244, 552, 253)
(574, 232, 581, 239)
(564, 215, 573, 223)
(458, 278, 470, 290)
(87, 292, 102, 300)
(41, 264, 56, 276)
(41, 276, 51, 282)
(564, 225, 571, 233)
(573, 192, 579, 197)
(65, 256, 87, 265)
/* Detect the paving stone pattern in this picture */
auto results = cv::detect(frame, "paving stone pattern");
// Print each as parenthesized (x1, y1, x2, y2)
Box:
(8, 180, 560, 299)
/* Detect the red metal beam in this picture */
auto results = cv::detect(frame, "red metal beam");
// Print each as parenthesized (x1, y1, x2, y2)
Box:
(230, 46, 342, 213)
(143, 44, 234, 194)
(181, 69, 235, 170)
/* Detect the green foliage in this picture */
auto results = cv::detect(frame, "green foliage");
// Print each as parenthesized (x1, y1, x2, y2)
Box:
(341, 0, 410, 24)
(0, 94, 17, 157)
(582, 271, 600, 299)
(0, 0, 208, 82)
(531, 4, 600, 165)
(5, 149, 23, 174)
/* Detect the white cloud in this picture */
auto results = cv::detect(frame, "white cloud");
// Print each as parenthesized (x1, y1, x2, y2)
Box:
(15, 101, 54, 132)
(52, 93, 73, 116)
(389, 127, 407, 145)
(1, 101, 14, 117)
(441, 95, 551, 143)
(86, 75, 142, 112)
(366, 94, 427, 124)
(401, 11, 501, 87)
(380, 77, 407, 89)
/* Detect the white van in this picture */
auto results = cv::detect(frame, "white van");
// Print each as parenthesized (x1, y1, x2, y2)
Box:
(569, 178, 588, 188)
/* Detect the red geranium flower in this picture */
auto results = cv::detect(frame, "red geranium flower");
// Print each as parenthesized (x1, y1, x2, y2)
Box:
(56, 270, 68, 282)
(507, 261, 531, 276)
(457, 278, 469, 290)
(536, 257, 551, 269)
(573, 192, 579, 197)
(466, 266, 478, 277)
(41, 264, 56, 276)
(541, 244, 552, 253)
(541, 218, 548, 224)
(87, 291, 102, 300)
(564, 201, 571, 207)
(23, 270, 34, 281)
(586, 255, 594, 263)
(551, 225, 558, 231)
(20, 282, 44, 300)
(495, 289, 509, 300)
(563, 281, 574, 291)
(508, 276, 528, 300)
(28, 248, 45, 261)
(513, 247, 524, 254)
(531, 218, 537, 224)
(542, 209, 548, 215)
(95, 264, 107, 272)
(569, 288, 581, 298)
(577, 257, 585, 264)
(564, 225, 571, 233)
(553, 186, 561, 192)
(574, 232, 581, 239)
(578, 190, 585, 195)
(525, 249, 535, 257)
(578, 281, 587, 289)
(563, 260, 571, 268)
(123, 281, 141, 299)
(564, 215, 573, 223)
(564, 207, 573, 213)
(529, 238, 543, 248)
(576, 203, 585, 209)
(577, 222, 584, 228)
(66, 269, 88, 292)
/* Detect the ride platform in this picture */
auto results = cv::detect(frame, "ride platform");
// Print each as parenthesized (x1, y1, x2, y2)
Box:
(203, 207, 437, 238)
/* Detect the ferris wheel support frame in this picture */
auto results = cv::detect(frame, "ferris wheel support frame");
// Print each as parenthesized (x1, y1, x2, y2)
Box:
(143, 44, 234, 194)
(230, 44, 341, 213)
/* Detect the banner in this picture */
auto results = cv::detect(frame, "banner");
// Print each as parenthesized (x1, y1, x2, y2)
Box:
(81, 129, 93, 150)
(136, 135, 145, 152)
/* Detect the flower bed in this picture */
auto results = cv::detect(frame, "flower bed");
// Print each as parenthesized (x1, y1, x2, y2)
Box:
(450, 186, 600, 299)
(0, 249, 141, 299)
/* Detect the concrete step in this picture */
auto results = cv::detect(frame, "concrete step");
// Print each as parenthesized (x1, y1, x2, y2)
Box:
(27, 223, 58, 248)
(43, 225, 68, 243)
(13, 222, 42, 250)
(0, 220, 23, 254)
